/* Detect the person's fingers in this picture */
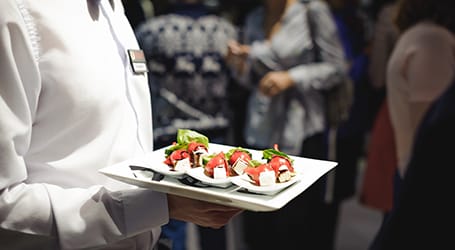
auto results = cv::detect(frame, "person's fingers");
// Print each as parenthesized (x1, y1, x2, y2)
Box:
(259, 74, 271, 88)
(259, 76, 276, 96)
(228, 41, 249, 57)
(227, 41, 242, 55)
(259, 71, 294, 96)
(240, 44, 250, 55)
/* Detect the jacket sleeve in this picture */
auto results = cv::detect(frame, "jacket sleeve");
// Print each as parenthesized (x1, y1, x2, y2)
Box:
(0, 2, 167, 249)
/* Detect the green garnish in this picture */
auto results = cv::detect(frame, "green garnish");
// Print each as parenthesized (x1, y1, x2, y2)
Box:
(248, 159, 263, 167)
(225, 147, 252, 160)
(262, 148, 294, 164)
(176, 129, 209, 146)
(164, 129, 209, 157)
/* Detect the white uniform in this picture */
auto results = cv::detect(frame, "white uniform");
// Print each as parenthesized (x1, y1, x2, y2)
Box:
(0, 0, 167, 249)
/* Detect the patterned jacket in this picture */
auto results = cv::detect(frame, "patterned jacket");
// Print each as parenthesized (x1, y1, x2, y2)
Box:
(136, 12, 237, 143)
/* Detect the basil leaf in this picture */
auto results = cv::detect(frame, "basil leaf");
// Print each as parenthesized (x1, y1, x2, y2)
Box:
(176, 129, 209, 147)
(262, 148, 294, 164)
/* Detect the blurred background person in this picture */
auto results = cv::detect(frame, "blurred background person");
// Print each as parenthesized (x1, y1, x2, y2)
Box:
(366, 0, 399, 92)
(385, 0, 455, 202)
(325, 0, 372, 205)
(122, 0, 172, 29)
(370, 0, 455, 248)
(323, 0, 375, 247)
(370, 76, 455, 249)
(226, 0, 348, 249)
(122, 0, 147, 30)
(135, 0, 238, 249)
(360, 0, 399, 222)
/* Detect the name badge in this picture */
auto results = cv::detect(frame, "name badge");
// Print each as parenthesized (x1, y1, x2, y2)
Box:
(127, 49, 148, 74)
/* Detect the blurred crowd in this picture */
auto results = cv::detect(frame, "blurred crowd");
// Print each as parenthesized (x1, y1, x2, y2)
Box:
(124, 0, 455, 249)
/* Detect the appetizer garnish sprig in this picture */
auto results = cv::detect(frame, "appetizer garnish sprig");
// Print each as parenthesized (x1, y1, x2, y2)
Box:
(164, 129, 209, 157)
(244, 144, 296, 186)
(163, 129, 209, 170)
(262, 144, 294, 165)
(225, 147, 253, 176)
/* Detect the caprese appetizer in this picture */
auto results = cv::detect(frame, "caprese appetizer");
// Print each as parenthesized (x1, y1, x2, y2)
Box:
(244, 144, 295, 186)
(163, 129, 209, 171)
(203, 152, 231, 179)
(225, 147, 252, 176)
(262, 144, 295, 183)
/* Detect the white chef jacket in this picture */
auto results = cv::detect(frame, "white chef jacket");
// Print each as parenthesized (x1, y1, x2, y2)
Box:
(0, 0, 168, 249)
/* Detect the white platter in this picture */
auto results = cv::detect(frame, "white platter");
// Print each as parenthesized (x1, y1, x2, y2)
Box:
(230, 173, 302, 195)
(185, 167, 234, 188)
(140, 160, 187, 178)
(99, 143, 337, 212)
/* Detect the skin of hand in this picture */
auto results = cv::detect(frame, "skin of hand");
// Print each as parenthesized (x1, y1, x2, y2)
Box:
(259, 71, 295, 97)
(226, 40, 250, 75)
(167, 194, 244, 229)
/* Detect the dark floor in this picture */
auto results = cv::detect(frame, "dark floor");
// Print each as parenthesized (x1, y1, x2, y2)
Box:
(335, 195, 382, 250)
(335, 158, 383, 250)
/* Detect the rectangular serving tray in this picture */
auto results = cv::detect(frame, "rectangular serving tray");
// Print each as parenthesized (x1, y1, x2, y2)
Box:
(99, 143, 337, 211)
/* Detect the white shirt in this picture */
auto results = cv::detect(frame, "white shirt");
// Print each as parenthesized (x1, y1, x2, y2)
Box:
(0, 0, 167, 249)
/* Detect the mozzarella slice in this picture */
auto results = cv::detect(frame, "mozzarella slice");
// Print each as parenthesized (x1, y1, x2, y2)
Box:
(213, 165, 228, 179)
(259, 170, 275, 186)
(174, 158, 191, 172)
